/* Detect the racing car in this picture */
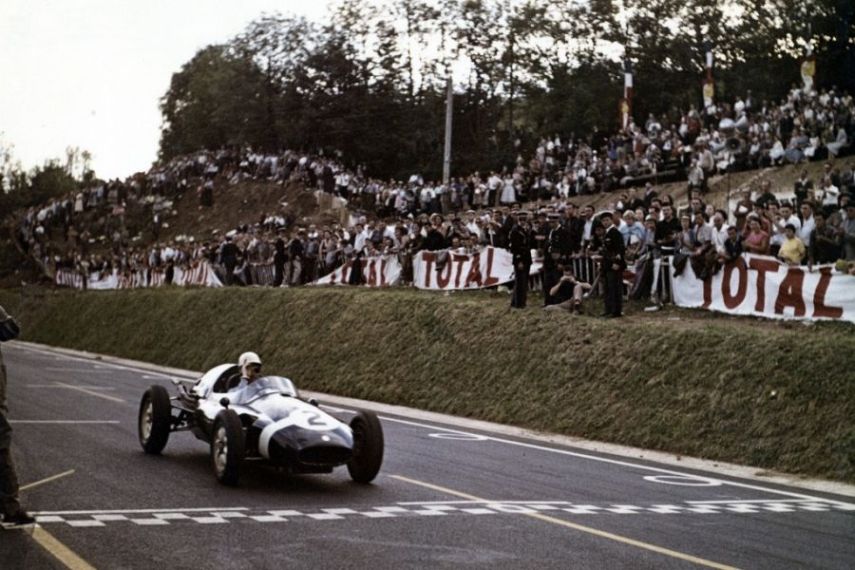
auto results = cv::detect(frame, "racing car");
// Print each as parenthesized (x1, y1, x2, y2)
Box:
(137, 363, 383, 486)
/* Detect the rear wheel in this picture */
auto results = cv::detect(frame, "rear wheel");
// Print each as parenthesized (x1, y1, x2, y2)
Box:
(347, 411, 384, 484)
(211, 410, 245, 486)
(138, 385, 171, 454)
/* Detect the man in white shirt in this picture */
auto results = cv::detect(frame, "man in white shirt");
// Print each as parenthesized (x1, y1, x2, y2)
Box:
(798, 203, 815, 247)
(711, 212, 729, 254)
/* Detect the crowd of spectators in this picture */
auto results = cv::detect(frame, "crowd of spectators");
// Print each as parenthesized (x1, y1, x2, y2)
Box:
(12, 84, 855, 296)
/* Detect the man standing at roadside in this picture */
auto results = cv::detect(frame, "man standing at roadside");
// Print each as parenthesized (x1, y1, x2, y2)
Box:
(509, 211, 533, 309)
(0, 306, 35, 528)
(600, 213, 626, 318)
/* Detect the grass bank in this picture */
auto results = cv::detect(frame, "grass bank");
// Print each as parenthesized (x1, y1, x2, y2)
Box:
(1, 287, 853, 482)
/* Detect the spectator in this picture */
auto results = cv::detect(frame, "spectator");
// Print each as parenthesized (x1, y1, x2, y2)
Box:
(808, 211, 841, 269)
(0, 306, 35, 528)
(778, 224, 806, 265)
(544, 265, 591, 314)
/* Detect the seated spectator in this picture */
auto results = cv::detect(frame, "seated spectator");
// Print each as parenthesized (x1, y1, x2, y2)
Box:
(719, 226, 744, 264)
(808, 211, 841, 269)
(544, 265, 591, 314)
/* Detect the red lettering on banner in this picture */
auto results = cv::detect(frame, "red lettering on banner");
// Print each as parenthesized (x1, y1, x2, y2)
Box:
(702, 274, 712, 308)
(380, 259, 387, 287)
(452, 254, 467, 288)
(368, 260, 377, 287)
(722, 258, 748, 309)
(436, 255, 453, 289)
(813, 268, 843, 319)
(464, 253, 483, 287)
(774, 267, 806, 317)
(748, 257, 779, 312)
(483, 248, 500, 287)
(422, 253, 436, 288)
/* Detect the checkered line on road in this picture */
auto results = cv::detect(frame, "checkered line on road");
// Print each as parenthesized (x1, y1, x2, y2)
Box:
(32, 500, 855, 528)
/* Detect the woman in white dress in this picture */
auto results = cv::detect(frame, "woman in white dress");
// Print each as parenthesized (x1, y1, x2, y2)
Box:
(500, 176, 516, 204)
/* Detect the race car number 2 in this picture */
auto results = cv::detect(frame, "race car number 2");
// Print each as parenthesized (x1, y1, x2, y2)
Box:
(287, 408, 339, 431)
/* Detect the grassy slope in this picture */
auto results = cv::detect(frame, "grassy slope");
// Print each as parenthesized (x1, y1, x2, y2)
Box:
(1, 287, 853, 482)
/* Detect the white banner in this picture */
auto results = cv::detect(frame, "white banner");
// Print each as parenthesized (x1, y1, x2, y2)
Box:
(313, 255, 401, 287)
(413, 247, 509, 290)
(56, 261, 223, 290)
(671, 254, 855, 323)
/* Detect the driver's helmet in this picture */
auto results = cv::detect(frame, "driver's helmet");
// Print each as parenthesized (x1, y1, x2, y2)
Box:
(238, 351, 262, 376)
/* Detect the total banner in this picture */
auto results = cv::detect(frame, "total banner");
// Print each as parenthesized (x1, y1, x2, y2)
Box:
(313, 255, 401, 287)
(671, 253, 855, 323)
(55, 261, 223, 290)
(413, 247, 542, 291)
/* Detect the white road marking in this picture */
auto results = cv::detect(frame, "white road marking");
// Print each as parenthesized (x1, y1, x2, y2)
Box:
(27, 384, 117, 390)
(19, 469, 75, 492)
(30, 499, 855, 529)
(54, 382, 125, 403)
(10, 420, 120, 424)
(31, 507, 248, 516)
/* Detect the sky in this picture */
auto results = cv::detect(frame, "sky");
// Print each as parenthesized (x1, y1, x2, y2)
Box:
(0, 0, 334, 181)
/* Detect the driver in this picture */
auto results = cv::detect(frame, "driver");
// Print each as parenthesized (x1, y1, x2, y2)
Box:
(231, 352, 263, 392)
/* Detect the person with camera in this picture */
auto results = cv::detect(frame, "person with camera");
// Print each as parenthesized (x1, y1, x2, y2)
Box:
(0, 306, 35, 529)
(545, 265, 592, 314)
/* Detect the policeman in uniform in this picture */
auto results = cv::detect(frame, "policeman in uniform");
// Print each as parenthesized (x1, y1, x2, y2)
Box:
(600, 212, 626, 318)
(509, 210, 533, 309)
(0, 305, 35, 528)
(542, 212, 568, 306)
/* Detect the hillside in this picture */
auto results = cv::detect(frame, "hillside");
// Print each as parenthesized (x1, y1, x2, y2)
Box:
(2, 286, 853, 483)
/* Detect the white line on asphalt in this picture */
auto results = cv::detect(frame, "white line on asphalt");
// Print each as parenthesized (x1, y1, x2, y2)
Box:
(686, 499, 812, 504)
(31, 507, 249, 516)
(27, 384, 117, 390)
(44, 367, 116, 373)
(397, 500, 571, 505)
(10, 420, 120, 424)
(54, 382, 126, 403)
(20, 469, 76, 492)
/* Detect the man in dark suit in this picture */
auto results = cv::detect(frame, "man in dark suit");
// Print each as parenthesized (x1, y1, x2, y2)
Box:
(0, 306, 35, 528)
(509, 211, 533, 309)
(562, 204, 585, 254)
(600, 212, 626, 318)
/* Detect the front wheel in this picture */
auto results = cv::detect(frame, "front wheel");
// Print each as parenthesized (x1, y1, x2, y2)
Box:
(139, 385, 172, 454)
(347, 411, 384, 484)
(211, 410, 245, 486)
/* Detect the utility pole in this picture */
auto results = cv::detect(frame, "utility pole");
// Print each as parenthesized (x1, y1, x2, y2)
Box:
(442, 75, 453, 184)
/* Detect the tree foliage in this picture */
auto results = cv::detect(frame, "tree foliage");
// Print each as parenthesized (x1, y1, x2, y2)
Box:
(157, 0, 855, 180)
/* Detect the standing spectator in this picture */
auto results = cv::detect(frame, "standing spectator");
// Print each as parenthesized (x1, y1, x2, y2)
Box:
(0, 306, 35, 528)
(218, 236, 240, 286)
(808, 211, 841, 269)
(743, 217, 770, 255)
(600, 212, 625, 318)
(844, 203, 855, 261)
(508, 211, 532, 309)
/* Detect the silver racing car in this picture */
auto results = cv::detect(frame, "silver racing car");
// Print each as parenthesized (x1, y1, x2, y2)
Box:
(137, 363, 384, 486)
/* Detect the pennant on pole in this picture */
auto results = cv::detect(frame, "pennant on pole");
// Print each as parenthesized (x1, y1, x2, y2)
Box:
(702, 43, 714, 109)
(801, 46, 816, 93)
(620, 59, 633, 130)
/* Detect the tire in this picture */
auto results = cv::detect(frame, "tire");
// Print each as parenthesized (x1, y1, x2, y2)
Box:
(138, 385, 172, 454)
(347, 411, 384, 484)
(211, 409, 245, 486)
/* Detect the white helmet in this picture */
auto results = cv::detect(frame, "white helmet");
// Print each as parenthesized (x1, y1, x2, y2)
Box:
(238, 351, 262, 371)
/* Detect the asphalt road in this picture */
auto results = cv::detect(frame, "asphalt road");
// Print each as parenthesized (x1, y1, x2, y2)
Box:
(1, 342, 853, 570)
